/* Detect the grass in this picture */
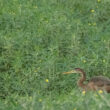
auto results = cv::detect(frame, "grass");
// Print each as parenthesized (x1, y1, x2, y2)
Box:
(1, 90, 110, 110)
(0, 0, 110, 109)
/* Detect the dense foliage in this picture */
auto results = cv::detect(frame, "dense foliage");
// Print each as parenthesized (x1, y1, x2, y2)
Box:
(0, 0, 110, 109)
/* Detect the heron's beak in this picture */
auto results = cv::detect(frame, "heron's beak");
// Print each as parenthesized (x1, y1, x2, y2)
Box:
(63, 70, 76, 74)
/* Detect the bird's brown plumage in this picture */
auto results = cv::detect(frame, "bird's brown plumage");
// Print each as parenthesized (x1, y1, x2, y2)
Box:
(63, 68, 110, 93)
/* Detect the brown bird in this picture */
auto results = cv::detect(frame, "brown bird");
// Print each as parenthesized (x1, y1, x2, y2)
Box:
(63, 68, 110, 93)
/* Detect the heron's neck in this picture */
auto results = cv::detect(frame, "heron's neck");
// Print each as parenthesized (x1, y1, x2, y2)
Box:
(77, 71, 87, 88)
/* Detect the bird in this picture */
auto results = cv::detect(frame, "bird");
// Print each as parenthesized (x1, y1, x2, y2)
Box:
(63, 68, 110, 93)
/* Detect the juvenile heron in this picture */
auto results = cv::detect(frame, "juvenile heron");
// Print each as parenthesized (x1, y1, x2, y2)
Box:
(63, 68, 110, 93)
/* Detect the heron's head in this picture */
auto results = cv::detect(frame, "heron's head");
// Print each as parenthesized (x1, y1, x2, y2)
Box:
(63, 68, 84, 74)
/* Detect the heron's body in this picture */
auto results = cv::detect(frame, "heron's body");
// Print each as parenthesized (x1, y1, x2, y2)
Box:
(63, 68, 110, 93)
(89, 76, 110, 86)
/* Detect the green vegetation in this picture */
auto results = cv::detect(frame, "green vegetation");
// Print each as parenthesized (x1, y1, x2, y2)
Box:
(0, 0, 110, 109)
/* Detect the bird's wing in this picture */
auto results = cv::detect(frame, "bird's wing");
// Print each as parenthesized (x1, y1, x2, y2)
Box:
(89, 76, 110, 87)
